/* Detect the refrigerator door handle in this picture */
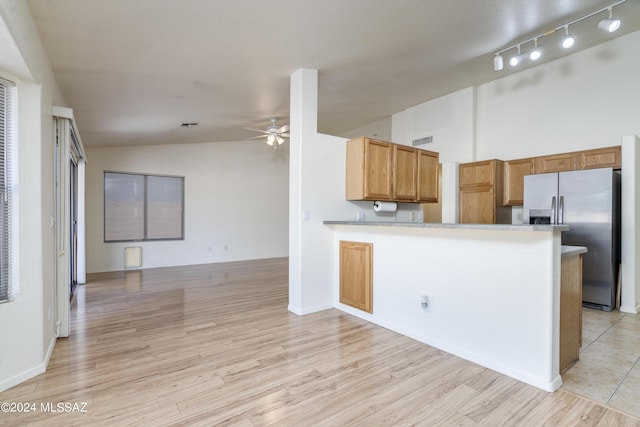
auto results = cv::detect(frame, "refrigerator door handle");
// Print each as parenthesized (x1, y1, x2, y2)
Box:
(558, 196, 564, 224)
(551, 196, 556, 225)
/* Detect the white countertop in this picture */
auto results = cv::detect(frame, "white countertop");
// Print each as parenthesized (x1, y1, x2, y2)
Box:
(323, 220, 569, 232)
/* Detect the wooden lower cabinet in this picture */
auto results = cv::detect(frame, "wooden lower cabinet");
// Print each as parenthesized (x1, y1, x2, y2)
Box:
(560, 252, 583, 373)
(339, 240, 373, 313)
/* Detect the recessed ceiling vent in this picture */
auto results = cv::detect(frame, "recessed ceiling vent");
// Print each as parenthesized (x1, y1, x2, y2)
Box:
(412, 136, 433, 146)
(180, 122, 199, 128)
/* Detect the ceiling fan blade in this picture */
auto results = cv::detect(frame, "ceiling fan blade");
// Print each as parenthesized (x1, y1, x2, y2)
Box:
(247, 134, 269, 140)
(278, 124, 289, 133)
(280, 133, 290, 138)
(244, 127, 270, 134)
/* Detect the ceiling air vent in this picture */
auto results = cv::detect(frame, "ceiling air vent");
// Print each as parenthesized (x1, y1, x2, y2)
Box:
(180, 122, 199, 128)
(412, 136, 433, 146)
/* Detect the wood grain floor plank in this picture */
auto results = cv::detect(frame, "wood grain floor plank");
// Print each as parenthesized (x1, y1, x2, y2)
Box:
(1, 257, 638, 426)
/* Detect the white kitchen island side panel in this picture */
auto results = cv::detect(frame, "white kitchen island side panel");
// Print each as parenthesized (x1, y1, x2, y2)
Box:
(329, 224, 562, 392)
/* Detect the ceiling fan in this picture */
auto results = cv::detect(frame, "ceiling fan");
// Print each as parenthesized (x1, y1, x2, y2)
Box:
(246, 118, 290, 148)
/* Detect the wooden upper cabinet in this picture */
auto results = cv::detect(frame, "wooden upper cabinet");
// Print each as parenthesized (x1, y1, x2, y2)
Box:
(459, 160, 496, 187)
(346, 137, 393, 200)
(460, 186, 496, 224)
(416, 149, 439, 202)
(534, 153, 575, 174)
(576, 146, 621, 170)
(503, 158, 534, 206)
(346, 136, 439, 202)
(392, 145, 417, 201)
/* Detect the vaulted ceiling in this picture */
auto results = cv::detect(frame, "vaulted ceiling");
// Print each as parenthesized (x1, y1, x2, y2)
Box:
(26, 0, 640, 147)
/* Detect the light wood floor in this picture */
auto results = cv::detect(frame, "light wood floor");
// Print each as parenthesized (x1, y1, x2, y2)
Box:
(1, 258, 639, 426)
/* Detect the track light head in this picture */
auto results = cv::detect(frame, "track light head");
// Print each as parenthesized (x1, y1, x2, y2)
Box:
(599, 6, 621, 32)
(561, 26, 576, 49)
(493, 53, 504, 71)
(509, 46, 525, 67)
(599, 18, 621, 32)
(529, 38, 542, 61)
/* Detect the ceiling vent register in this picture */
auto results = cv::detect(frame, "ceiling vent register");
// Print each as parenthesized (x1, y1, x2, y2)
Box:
(413, 136, 433, 146)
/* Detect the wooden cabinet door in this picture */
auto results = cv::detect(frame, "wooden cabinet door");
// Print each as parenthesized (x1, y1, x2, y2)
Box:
(459, 160, 495, 187)
(459, 186, 495, 224)
(364, 139, 392, 200)
(560, 254, 582, 373)
(392, 145, 417, 201)
(576, 146, 621, 170)
(534, 153, 575, 174)
(340, 241, 373, 313)
(346, 137, 393, 201)
(503, 158, 533, 206)
(416, 149, 439, 202)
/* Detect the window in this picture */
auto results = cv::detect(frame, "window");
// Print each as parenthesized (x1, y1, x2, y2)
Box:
(104, 172, 184, 242)
(0, 77, 16, 303)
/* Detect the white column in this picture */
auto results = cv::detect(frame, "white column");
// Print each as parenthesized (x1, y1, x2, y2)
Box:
(621, 134, 640, 313)
(288, 69, 318, 314)
(441, 162, 459, 223)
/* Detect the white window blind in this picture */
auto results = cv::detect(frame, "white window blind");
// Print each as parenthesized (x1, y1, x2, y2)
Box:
(104, 172, 184, 242)
(0, 77, 16, 303)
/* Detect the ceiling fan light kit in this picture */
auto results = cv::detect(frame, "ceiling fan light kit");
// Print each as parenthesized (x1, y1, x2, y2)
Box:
(492, 0, 624, 72)
(245, 118, 289, 148)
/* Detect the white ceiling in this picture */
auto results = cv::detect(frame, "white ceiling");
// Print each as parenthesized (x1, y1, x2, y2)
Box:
(26, 0, 640, 148)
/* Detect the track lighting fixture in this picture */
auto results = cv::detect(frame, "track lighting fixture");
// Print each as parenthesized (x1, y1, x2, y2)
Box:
(598, 6, 621, 32)
(561, 26, 576, 49)
(529, 38, 542, 61)
(509, 45, 527, 67)
(493, 53, 504, 71)
(492, 0, 625, 71)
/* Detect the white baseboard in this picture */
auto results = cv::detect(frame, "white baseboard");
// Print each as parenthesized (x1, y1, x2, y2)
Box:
(0, 337, 57, 393)
(44, 336, 57, 368)
(288, 303, 333, 316)
(0, 363, 46, 393)
(620, 303, 640, 314)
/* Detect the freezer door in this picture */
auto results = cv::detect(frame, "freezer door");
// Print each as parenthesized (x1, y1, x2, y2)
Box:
(559, 168, 617, 309)
(524, 173, 559, 224)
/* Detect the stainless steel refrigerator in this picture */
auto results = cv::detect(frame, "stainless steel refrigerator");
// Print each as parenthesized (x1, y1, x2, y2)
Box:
(523, 168, 621, 311)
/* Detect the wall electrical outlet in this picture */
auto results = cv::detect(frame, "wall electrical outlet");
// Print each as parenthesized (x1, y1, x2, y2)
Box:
(421, 295, 430, 311)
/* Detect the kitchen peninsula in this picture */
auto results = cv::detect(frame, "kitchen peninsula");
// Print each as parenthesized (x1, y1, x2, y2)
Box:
(324, 220, 572, 392)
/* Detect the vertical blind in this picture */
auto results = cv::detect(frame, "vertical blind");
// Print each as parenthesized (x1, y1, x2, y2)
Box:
(0, 77, 16, 303)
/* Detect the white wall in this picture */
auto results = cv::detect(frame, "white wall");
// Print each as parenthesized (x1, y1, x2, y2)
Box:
(392, 31, 640, 162)
(0, 0, 65, 391)
(85, 140, 289, 273)
(393, 87, 475, 163)
(476, 31, 640, 160)
(340, 115, 392, 141)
